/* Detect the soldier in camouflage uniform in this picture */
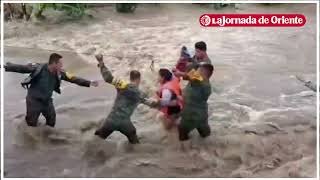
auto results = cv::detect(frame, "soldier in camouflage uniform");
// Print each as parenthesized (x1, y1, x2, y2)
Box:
(173, 41, 214, 142)
(4, 53, 99, 128)
(173, 62, 214, 141)
(94, 54, 157, 144)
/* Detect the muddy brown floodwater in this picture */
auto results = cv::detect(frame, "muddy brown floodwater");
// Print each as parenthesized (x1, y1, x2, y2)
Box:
(3, 4, 317, 178)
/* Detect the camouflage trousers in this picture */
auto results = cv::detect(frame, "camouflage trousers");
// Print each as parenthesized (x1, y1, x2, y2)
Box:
(178, 108, 211, 141)
(94, 117, 139, 144)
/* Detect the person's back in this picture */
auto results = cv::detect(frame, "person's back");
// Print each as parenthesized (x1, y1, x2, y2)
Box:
(27, 64, 59, 101)
(108, 83, 143, 121)
(155, 69, 183, 130)
(183, 79, 211, 111)
(173, 62, 214, 142)
(94, 54, 155, 144)
(181, 79, 211, 135)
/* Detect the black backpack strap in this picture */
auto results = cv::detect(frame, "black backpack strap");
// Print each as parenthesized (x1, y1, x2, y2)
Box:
(21, 63, 45, 89)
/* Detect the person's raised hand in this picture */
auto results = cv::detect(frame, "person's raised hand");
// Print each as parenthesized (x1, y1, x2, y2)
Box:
(95, 54, 104, 63)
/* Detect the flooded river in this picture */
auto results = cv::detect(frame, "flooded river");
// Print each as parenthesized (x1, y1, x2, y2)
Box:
(3, 4, 317, 177)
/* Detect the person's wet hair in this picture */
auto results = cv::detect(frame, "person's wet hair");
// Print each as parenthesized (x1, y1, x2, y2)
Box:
(159, 68, 172, 82)
(130, 70, 141, 81)
(195, 41, 207, 51)
(201, 63, 214, 78)
(49, 53, 62, 64)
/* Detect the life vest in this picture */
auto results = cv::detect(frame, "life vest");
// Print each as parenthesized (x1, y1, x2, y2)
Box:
(157, 76, 183, 116)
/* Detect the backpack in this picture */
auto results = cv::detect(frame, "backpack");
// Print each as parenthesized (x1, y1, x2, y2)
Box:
(21, 63, 44, 89)
(21, 63, 62, 94)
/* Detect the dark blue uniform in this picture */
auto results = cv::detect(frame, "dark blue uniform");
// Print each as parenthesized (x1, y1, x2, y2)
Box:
(5, 62, 92, 127)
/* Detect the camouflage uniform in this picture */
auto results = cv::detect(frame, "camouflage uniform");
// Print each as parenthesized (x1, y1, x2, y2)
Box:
(94, 63, 155, 144)
(5, 62, 92, 127)
(178, 58, 213, 141)
(185, 56, 212, 72)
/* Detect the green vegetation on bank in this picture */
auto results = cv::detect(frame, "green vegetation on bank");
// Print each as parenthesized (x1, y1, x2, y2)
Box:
(4, 3, 279, 22)
(33, 4, 88, 19)
(116, 4, 137, 13)
(5, 3, 138, 21)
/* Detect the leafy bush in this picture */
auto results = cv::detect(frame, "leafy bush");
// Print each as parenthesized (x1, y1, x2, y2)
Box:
(116, 3, 137, 13)
(55, 3, 88, 17)
(33, 3, 88, 19)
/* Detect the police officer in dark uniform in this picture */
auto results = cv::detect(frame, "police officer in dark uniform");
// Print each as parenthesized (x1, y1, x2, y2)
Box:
(4, 53, 99, 127)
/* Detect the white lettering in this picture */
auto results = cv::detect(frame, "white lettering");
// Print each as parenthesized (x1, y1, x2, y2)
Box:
(271, 16, 303, 24)
(212, 16, 257, 26)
